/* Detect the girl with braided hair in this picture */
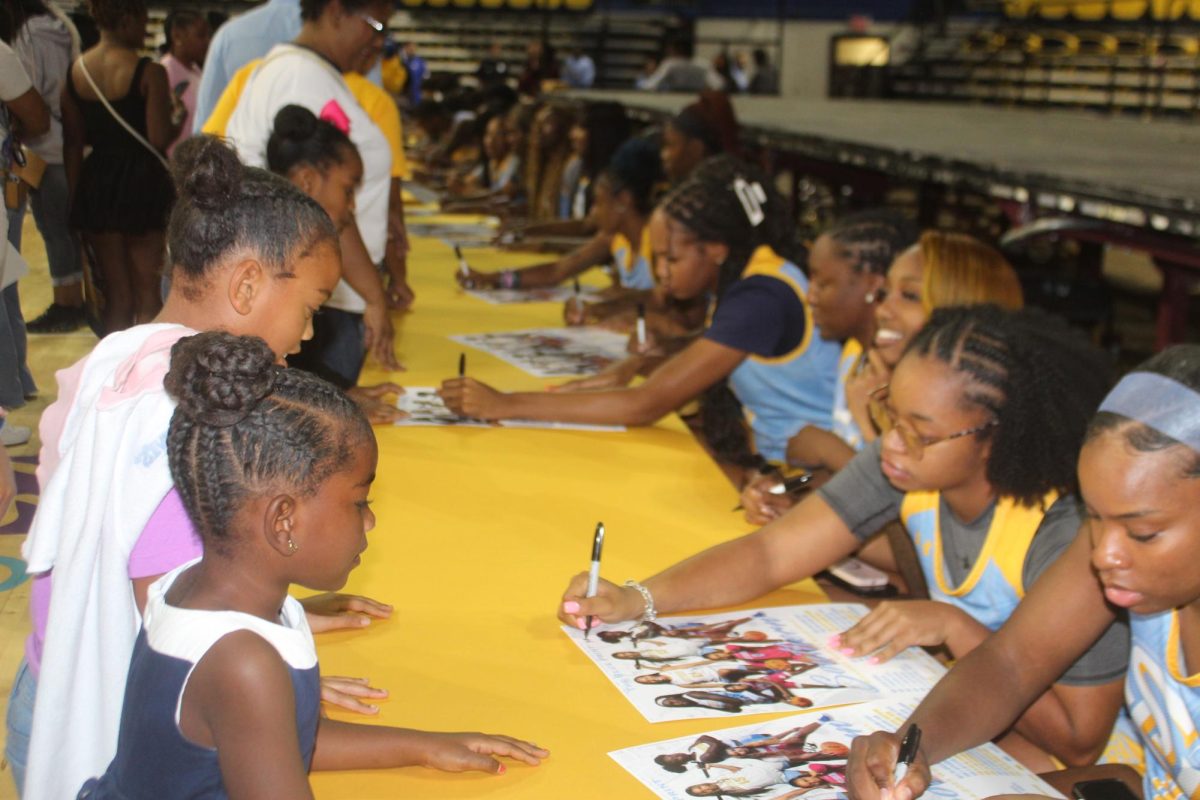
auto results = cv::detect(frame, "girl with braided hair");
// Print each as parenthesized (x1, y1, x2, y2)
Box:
(849, 344, 1200, 800)
(561, 305, 1132, 772)
(442, 157, 842, 473)
(14, 136, 394, 799)
(78, 332, 547, 798)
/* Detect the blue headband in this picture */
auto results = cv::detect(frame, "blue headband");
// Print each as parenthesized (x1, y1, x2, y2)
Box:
(1098, 371, 1200, 452)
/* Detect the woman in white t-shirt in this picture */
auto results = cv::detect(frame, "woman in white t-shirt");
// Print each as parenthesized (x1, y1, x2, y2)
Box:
(224, 0, 399, 384)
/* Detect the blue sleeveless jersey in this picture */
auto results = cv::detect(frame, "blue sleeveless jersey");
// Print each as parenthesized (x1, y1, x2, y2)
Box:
(1126, 609, 1200, 799)
(725, 246, 840, 464)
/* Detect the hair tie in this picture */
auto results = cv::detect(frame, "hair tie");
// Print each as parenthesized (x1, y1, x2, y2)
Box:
(732, 177, 767, 227)
(320, 100, 351, 135)
(1098, 371, 1200, 452)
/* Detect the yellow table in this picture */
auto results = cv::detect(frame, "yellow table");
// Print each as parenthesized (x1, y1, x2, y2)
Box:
(310, 231, 826, 799)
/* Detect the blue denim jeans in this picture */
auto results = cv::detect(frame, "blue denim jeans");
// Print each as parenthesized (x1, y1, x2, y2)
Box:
(27, 164, 82, 287)
(5, 659, 35, 796)
(1, 208, 36, 407)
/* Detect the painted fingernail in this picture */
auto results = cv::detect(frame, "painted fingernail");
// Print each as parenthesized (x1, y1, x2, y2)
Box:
(563, 601, 581, 613)
(497, 764, 507, 775)
(868, 656, 881, 665)
(827, 634, 841, 646)
(576, 619, 587, 629)
(358, 617, 371, 626)
(840, 647, 855, 655)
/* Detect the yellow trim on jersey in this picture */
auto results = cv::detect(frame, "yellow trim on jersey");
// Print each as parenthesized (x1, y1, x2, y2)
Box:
(1166, 611, 1200, 688)
(610, 226, 654, 284)
(900, 491, 1058, 599)
(740, 245, 814, 366)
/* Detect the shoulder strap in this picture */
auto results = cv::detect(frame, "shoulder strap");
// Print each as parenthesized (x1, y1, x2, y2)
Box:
(75, 57, 169, 170)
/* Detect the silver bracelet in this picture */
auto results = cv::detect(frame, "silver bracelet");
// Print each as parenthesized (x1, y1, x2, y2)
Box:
(624, 580, 657, 622)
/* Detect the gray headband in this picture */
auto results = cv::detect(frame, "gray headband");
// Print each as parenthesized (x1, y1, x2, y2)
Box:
(1098, 371, 1200, 452)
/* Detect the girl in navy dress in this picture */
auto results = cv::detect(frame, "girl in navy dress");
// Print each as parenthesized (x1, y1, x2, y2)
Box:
(80, 332, 547, 799)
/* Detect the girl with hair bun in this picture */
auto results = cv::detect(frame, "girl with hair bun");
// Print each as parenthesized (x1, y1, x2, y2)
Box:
(77, 332, 547, 798)
(442, 157, 842, 474)
(14, 136, 395, 799)
(561, 304, 1131, 773)
(849, 344, 1200, 800)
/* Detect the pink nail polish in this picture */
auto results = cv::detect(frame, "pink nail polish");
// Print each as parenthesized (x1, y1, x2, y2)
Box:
(827, 634, 841, 646)
(576, 619, 586, 629)
(840, 647, 855, 655)
(868, 656, 880, 665)
(497, 764, 507, 775)
(563, 601, 580, 614)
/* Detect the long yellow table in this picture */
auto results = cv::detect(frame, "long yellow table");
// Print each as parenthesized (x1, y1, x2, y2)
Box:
(310, 228, 826, 799)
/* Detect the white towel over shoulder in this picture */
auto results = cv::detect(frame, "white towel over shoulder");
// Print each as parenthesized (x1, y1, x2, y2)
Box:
(23, 323, 194, 800)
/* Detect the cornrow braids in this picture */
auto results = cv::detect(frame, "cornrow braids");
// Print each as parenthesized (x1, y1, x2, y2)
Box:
(906, 305, 1113, 506)
(167, 136, 337, 298)
(1087, 345, 1200, 477)
(826, 209, 917, 276)
(663, 156, 797, 470)
(164, 332, 372, 551)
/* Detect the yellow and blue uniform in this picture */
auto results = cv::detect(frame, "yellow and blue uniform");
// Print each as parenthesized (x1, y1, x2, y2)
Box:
(1126, 610, 1200, 799)
(715, 246, 840, 464)
(900, 490, 1055, 630)
(831, 338, 865, 451)
(609, 227, 656, 290)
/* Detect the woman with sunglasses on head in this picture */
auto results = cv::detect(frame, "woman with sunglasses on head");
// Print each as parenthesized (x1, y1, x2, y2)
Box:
(560, 305, 1130, 771)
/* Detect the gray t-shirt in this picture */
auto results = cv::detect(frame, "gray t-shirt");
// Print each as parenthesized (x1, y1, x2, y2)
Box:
(817, 440, 1129, 686)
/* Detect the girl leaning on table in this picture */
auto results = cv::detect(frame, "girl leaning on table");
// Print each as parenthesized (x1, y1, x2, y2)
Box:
(846, 345, 1200, 800)
(14, 137, 388, 800)
(559, 304, 1131, 773)
(77, 332, 546, 799)
(442, 156, 843, 477)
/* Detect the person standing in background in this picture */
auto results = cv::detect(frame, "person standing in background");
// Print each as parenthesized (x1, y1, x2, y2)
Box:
(562, 46, 595, 89)
(4, 0, 87, 334)
(401, 40, 427, 106)
(749, 48, 779, 95)
(158, 8, 209, 157)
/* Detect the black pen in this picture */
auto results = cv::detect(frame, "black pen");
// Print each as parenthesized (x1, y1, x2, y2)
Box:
(584, 522, 605, 639)
(458, 352, 466, 377)
(893, 723, 922, 784)
(731, 472, 814, 511)
(573, 278, 581, 298)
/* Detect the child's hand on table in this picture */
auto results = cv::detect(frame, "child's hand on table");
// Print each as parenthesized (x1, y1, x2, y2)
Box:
(320, 676, 389, 715)
(300, 592, 394, 632)
(417, 731, 549, 774)
(347, 383, 408, 424)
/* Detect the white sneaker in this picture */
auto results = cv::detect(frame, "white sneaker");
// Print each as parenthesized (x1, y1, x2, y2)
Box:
(0, 424, 31, 446)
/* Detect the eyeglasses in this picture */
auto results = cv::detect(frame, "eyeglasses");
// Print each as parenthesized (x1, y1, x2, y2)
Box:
(358, 12, 385, 34)
(868, 384, 997, 460)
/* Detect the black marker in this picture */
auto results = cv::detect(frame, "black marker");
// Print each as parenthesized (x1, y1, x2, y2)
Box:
(893, 723, 922, 785)
(583, 522, 605, 639)
(458, 352, 466, 377)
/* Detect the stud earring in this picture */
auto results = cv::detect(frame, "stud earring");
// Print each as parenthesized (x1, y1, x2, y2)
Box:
(864, 291, 876, 303)
(287, 538, 299, 554)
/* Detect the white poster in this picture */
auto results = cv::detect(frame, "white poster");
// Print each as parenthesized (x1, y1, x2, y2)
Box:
(450, 327, 629, 378)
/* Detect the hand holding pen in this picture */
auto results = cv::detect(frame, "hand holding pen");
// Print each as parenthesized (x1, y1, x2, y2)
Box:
(844, 722, 931, 800)
(584, 522, 605, 638)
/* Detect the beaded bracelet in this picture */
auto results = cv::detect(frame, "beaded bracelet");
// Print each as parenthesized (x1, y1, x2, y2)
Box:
(624, 580, 657, 622)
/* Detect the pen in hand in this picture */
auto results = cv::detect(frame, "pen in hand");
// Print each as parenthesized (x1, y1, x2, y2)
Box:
(454, 245, 473, 288)
(584, 522, 605, 639)
(458, 352, 466, 378)
(635, 302, 647, 348)
(892, 723, 922, 787)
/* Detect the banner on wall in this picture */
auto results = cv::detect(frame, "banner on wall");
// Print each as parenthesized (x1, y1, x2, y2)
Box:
(399, 0, 594, 9)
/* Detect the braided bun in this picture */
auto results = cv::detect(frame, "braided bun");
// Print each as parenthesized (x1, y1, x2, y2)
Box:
(171, 136, 244, 213)
(165, 332, 278, 427)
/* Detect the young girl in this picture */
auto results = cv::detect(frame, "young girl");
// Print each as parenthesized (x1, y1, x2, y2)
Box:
(559, 305, 1129, 771)
(740, 229, 1021, 523)
(15, 136, 391, 799)
(659, 90, 740, 184)
(61, 0, 178, 333)
(78, 332, 547, 798)
(157, 8, 209, 157)
(442, 158, 841, 469)
(847, 345, 1200, 800)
